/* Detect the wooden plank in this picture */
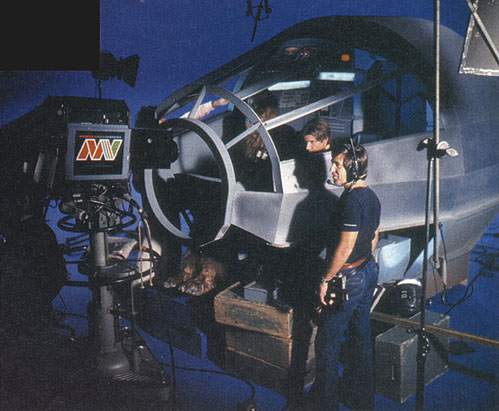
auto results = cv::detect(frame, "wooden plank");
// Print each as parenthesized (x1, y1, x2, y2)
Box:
(371, 311, 499, 350)
(214, 282, 295, 338)
(225, 347, 315, 396)
(225, 324, 316, 369)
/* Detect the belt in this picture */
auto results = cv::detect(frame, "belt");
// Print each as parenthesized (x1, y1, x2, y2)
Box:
(342, 258, 367, 270)
(340, 255, 372, 278)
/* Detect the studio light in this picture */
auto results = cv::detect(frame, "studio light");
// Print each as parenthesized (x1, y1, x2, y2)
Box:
(92, 51, 140, 87)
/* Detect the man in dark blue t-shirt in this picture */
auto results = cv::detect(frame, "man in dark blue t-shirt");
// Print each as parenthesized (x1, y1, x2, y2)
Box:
(310, 142, 381, 411)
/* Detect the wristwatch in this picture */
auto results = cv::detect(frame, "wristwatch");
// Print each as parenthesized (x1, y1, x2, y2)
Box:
(320, 276, 330, 284)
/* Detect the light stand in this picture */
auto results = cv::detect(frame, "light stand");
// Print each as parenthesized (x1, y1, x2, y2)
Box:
(92, 51, 140, 98)
(415, 1, 459, 408)
(245, 0, 272, 41)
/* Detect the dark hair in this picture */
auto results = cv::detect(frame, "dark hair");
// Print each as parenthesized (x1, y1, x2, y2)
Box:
(302, 117, 330, 143)
(251, 91, 279, 117)
(331, 142, 368, 180)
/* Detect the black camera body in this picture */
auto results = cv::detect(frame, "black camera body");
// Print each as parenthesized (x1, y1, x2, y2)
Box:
(0, 96, 178, 196)
(316, 275, 347, 314)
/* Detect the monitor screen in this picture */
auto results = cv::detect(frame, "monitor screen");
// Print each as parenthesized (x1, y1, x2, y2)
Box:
(66, 123, 130, 181)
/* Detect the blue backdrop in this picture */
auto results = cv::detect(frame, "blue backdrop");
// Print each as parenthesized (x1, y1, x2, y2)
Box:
(1, 0, 470, 127)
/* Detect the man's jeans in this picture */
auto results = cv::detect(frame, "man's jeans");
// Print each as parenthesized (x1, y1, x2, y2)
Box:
(312, 257, 378, 411)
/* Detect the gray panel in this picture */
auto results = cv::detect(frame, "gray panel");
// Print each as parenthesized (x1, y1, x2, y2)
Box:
(143, 17, 499, 289)
(459, 0, 499, 76)
(375, 235, 411, 284)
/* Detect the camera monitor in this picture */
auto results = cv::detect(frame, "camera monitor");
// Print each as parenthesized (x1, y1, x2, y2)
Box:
(66, 123, 131, 181)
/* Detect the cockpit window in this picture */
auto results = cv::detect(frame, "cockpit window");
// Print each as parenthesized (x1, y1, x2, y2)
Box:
(232, 44, 434, 152)
(159, 39, 435, 193)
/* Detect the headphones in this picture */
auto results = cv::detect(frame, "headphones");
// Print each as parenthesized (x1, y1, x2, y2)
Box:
(345, 137, 360, 182)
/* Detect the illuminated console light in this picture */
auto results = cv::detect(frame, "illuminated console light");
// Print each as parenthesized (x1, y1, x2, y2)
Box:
(268, 80, 311, 91)
(284, 47, 298, 55)
(317, 72, 356, 82)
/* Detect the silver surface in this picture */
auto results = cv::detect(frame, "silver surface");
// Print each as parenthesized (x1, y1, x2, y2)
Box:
(144, 17, 499, 288)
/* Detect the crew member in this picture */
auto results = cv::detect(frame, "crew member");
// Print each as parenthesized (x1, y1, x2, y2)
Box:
(225, 91, 297, 190)
(310, 142, 380, 411)
(302, 117, 331, 153)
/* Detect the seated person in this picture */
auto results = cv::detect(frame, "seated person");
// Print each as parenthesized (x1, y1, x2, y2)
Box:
(302, 117, 331, 153)
(223, 91, 298, 191)
(179, 98, 228, 120)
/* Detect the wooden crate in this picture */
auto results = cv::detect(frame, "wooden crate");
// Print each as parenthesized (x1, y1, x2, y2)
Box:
(214, 282, 308, 338)
(225, 346, 315, 396)
(225, 324, 317, 369)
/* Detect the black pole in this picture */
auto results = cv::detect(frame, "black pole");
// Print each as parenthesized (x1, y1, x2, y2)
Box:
(416, 1, 441, 409)
(415, 156, 432, 410)
(250, 0, 263, 42)
(433, 0, 441, 279)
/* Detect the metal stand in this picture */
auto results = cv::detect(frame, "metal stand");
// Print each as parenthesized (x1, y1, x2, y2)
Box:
(59, 192, 171, 405)
(87, 230, 135, 378)
(415, 150, 434, 411)
(415, 2, 458, 408)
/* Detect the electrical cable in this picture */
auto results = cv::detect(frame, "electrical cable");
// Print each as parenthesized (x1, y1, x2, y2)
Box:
(137, 217, 155, 287)
(54, 309, 89, 321)
(53, 293, 88, 340)
(441, 227, 498, 314)
(126, 198, 180, 403)
(429, 258, 440, 305)
(156, 289, 178, 408)
(157, 361, 257, 405)
(56, 291, 68, 315)
(57, 194, 137, 234)
(444, 272, 481, 315)
(54, 191, 260, 407)
(438, 223, 450, 305)
(166, 329, 178, 407)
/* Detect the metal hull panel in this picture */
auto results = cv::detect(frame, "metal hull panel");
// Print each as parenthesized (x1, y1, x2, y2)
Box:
(142, 16, 498, 287)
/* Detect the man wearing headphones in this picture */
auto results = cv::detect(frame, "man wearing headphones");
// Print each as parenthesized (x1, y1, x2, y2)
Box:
(309, 142, 381, 411)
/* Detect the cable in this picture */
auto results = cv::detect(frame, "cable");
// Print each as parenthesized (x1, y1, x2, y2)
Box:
(54, 309, 89, 321)
(156, 289, 179, 407)
(442, 226, 498, 314)
(166, 331, 178, 407)
(57, 194, 137, 234)
(157, 361, 257, 404)
(444, 271, 482, 315)
(123, 198, 160, 289)
(437, 223, 450, 305)
(137, 217, 155, 287)
(56, 291, 68, 315)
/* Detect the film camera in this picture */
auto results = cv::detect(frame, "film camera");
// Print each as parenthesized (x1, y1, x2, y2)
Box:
(0, 96, 178, 396)
(0, 96, 177, 204)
